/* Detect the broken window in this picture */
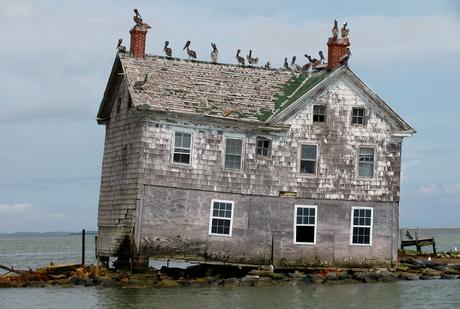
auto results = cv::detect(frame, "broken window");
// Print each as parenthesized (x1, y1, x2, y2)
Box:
(225, 138, 243, 170)
(358, 147, 375, 178)
(209, 200, 234, 236)
(173, 131, 192, 164)
(352, 108, 365, 125)
(313, 105, 326, 123)
(256, 137, 271, 157)
(351, 207, 373, 245)
(294, 205, 317, 244)
(300, 144, 317, 175)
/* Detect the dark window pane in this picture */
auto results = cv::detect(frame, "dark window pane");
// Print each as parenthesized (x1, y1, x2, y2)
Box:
(296, 226, 315, 243)
(300, 160, 316, 174)
(301, 145, 317, 159)
(313, 105, 326, 123)
(173, 153, 190, 164)
(211, 218, 231, 235)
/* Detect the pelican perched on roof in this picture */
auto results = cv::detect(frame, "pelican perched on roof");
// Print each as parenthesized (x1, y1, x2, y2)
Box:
(236, 49, 245, 66)
(302, 54, 311, 73)
(283, 58, 290, 70)
(163, 41, 172, 57)
(116, 38, 126, 53)
(134, 9, 141, 18)
(332, 19, 339, 40)
(133, 73, 148, 90)
(246, 50, 259, 66)
(133, 9, 151, 29)
(341, 22, 349, 38)
(290, 56, 302, 72)
(183, 41, 197, 60)
(314, 51, 328, 70)
(339, 48, 352, 65)
(211, 43, 218, 63)
(264, 61, 271, 69)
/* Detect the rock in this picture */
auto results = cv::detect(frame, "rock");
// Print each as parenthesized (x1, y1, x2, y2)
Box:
(421, 268, 441, 276)
(380, 271, 397, 282)
(352, 271, 369, 282)
(289, 271, 307, 279)
(158, 279, 179, 288)
(336, 271, 351, 280)
(325, 272, 337, 281)
(441, 274, 458, 280)
(420, 275, 441, 280)
(248, 270, 286, 280)
(396, 265, 409, 272)
(400, 272, 420, 280)
(308, 274, 325, 284)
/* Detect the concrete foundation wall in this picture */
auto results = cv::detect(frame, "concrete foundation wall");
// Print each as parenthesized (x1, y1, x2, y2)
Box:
(138, 185, 398, 267)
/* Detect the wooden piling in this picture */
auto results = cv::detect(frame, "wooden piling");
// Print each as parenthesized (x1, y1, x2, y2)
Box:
(82, 229, 86, 265)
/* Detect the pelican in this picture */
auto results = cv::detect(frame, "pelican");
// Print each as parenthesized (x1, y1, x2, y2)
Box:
(339, 48, 351, 65)
(264, 61, 271, 69)
(236, 49, 245, 66)
(246, 50, 259, 66)
(406, 230, 414, 240)
(332, 19, 339, 39)
(134, 14, 143, 27)
(283, 58, 290, 70)
(133, 74, 148, 89)
(341, 22, 349, 38)
(290, 56, 302, 72)
(134, 9, 141, 18)
(116, 38, 126, 52)
(211, 43, 218, 63)
(319, 51, 326, 63)
(183, 41, 197, 60)
(302, 54, 311, 73)
(163, 41, 172, 57)
(314, 51, 328, 70)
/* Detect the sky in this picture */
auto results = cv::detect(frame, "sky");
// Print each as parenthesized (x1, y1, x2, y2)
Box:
(0, 0, 459, 232)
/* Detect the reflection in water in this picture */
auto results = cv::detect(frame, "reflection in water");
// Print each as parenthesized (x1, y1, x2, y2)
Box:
(3, 280, 459, 309)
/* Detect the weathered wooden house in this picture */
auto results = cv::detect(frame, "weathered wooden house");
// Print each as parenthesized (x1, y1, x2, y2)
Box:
(96, 20, 414, 270)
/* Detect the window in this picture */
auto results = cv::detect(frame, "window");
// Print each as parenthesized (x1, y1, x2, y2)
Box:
(352, 108, 365, 125)
(127, 95, 132, 110)
(224, 138, 243, 170)
(209, 200, 234, 236)
(256, 137, 270, 157)
(300, 144, 317, 175)
(294, 205, 317, 244)
(116, 98, 121, 114)
(313, 105, 326, 123)
(173, 132, 192, 164)
(358, 147, 375, 178)
(351, 207, 373, 245)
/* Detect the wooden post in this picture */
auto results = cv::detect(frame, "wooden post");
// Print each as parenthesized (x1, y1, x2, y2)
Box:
(82, 229, 86, 266)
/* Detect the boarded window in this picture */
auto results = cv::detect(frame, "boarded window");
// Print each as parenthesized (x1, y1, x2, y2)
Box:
(256, 137, 270, 157)
(351, 207, 373, 245)
(313, 105, 326, 123)
(358, 147, 374, 177)
(300, 144, 317, 175)
(209, 200, 234, 236)
(294, 206, 317, 244)
(352, 108, 365, 125)
(173, 132, 191, 164)
(225, 138, 243, 170)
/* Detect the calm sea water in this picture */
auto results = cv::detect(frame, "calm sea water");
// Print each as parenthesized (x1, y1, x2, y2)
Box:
(1, 229, 459, 308)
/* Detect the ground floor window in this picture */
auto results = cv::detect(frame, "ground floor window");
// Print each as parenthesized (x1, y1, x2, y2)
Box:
(209, 200, 234, 236)
(294, 205, 317, 244)
(350, 207, 373, 245)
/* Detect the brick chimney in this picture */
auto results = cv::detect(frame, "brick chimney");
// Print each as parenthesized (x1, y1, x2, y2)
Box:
(130, 27, 148, 58)
(327, 37, 350, 69)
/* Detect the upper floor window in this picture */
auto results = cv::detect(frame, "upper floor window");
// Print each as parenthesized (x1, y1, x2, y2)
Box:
(209, 200, 234, 236)
(294, 205, 317, 244)
(352, 108, 365, 125)
(173, 132, 192, 164)
(116, 98, 122, 114)
(300, 144, 317, 175)
(225, 138, 243, 170)
(127, 95, 133, 110)
(350, 207, 373, 245)
(313, 105, 326, 123)
(358, 147, 375, 178)
(256, 137, 271, 157)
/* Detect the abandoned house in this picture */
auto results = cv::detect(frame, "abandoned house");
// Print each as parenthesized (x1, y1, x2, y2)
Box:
(96, 17, 414, 270)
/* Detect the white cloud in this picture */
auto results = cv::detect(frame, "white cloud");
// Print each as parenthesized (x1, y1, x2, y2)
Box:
(0, 203, 31, 214)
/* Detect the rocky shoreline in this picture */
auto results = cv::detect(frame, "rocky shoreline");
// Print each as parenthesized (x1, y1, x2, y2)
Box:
(1, 257, 460, 288)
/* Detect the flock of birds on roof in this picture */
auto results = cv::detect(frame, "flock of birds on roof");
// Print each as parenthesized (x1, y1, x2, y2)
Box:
(117, 10, 352, 81)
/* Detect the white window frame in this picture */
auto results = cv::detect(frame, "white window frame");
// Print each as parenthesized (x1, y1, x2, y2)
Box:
(293, 205, 318, 245)
(357, 145, 376, 179)
(298, 142, 319, 177)
(208, 199, 234, 237)
(223, 135, 245, 171)
(171, 130, 193, 166)
(350, 206, 373, 246)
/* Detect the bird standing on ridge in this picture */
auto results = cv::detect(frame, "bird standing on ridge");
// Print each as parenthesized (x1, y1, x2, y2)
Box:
(183, 41, 197, 60)
(332, 20, 339, 39)
(164, 41, 172, 57)
(302, 55, 311, 73)
(264, 61, 271, 69)
(341, 22, 349, 38)
(211, 43, 218, 63)
(290, 56, 302, 72)
(116, 38, 126, 52)
(133, 74, 148, 90)
(319, 51, 326, 63)
(283, 58, 290, 70)
(339, 48, 351, 65)
(246, 50, 259, 66)
(133, 9, 151, 29)
(236, 49, 245, 66)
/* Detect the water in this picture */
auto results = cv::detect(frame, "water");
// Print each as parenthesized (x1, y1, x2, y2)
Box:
(1, 230, 460, 308)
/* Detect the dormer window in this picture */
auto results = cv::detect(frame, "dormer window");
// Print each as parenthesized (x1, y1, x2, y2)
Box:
(313, 105, 326, 123)
(352, 108, 365, 125)
(256, 137, 271, 157)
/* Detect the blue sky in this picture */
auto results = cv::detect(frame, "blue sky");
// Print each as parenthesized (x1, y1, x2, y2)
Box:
(0, 0, 459, 232)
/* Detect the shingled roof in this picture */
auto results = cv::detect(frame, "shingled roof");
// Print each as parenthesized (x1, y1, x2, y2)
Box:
(97, 53, 333, 124)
